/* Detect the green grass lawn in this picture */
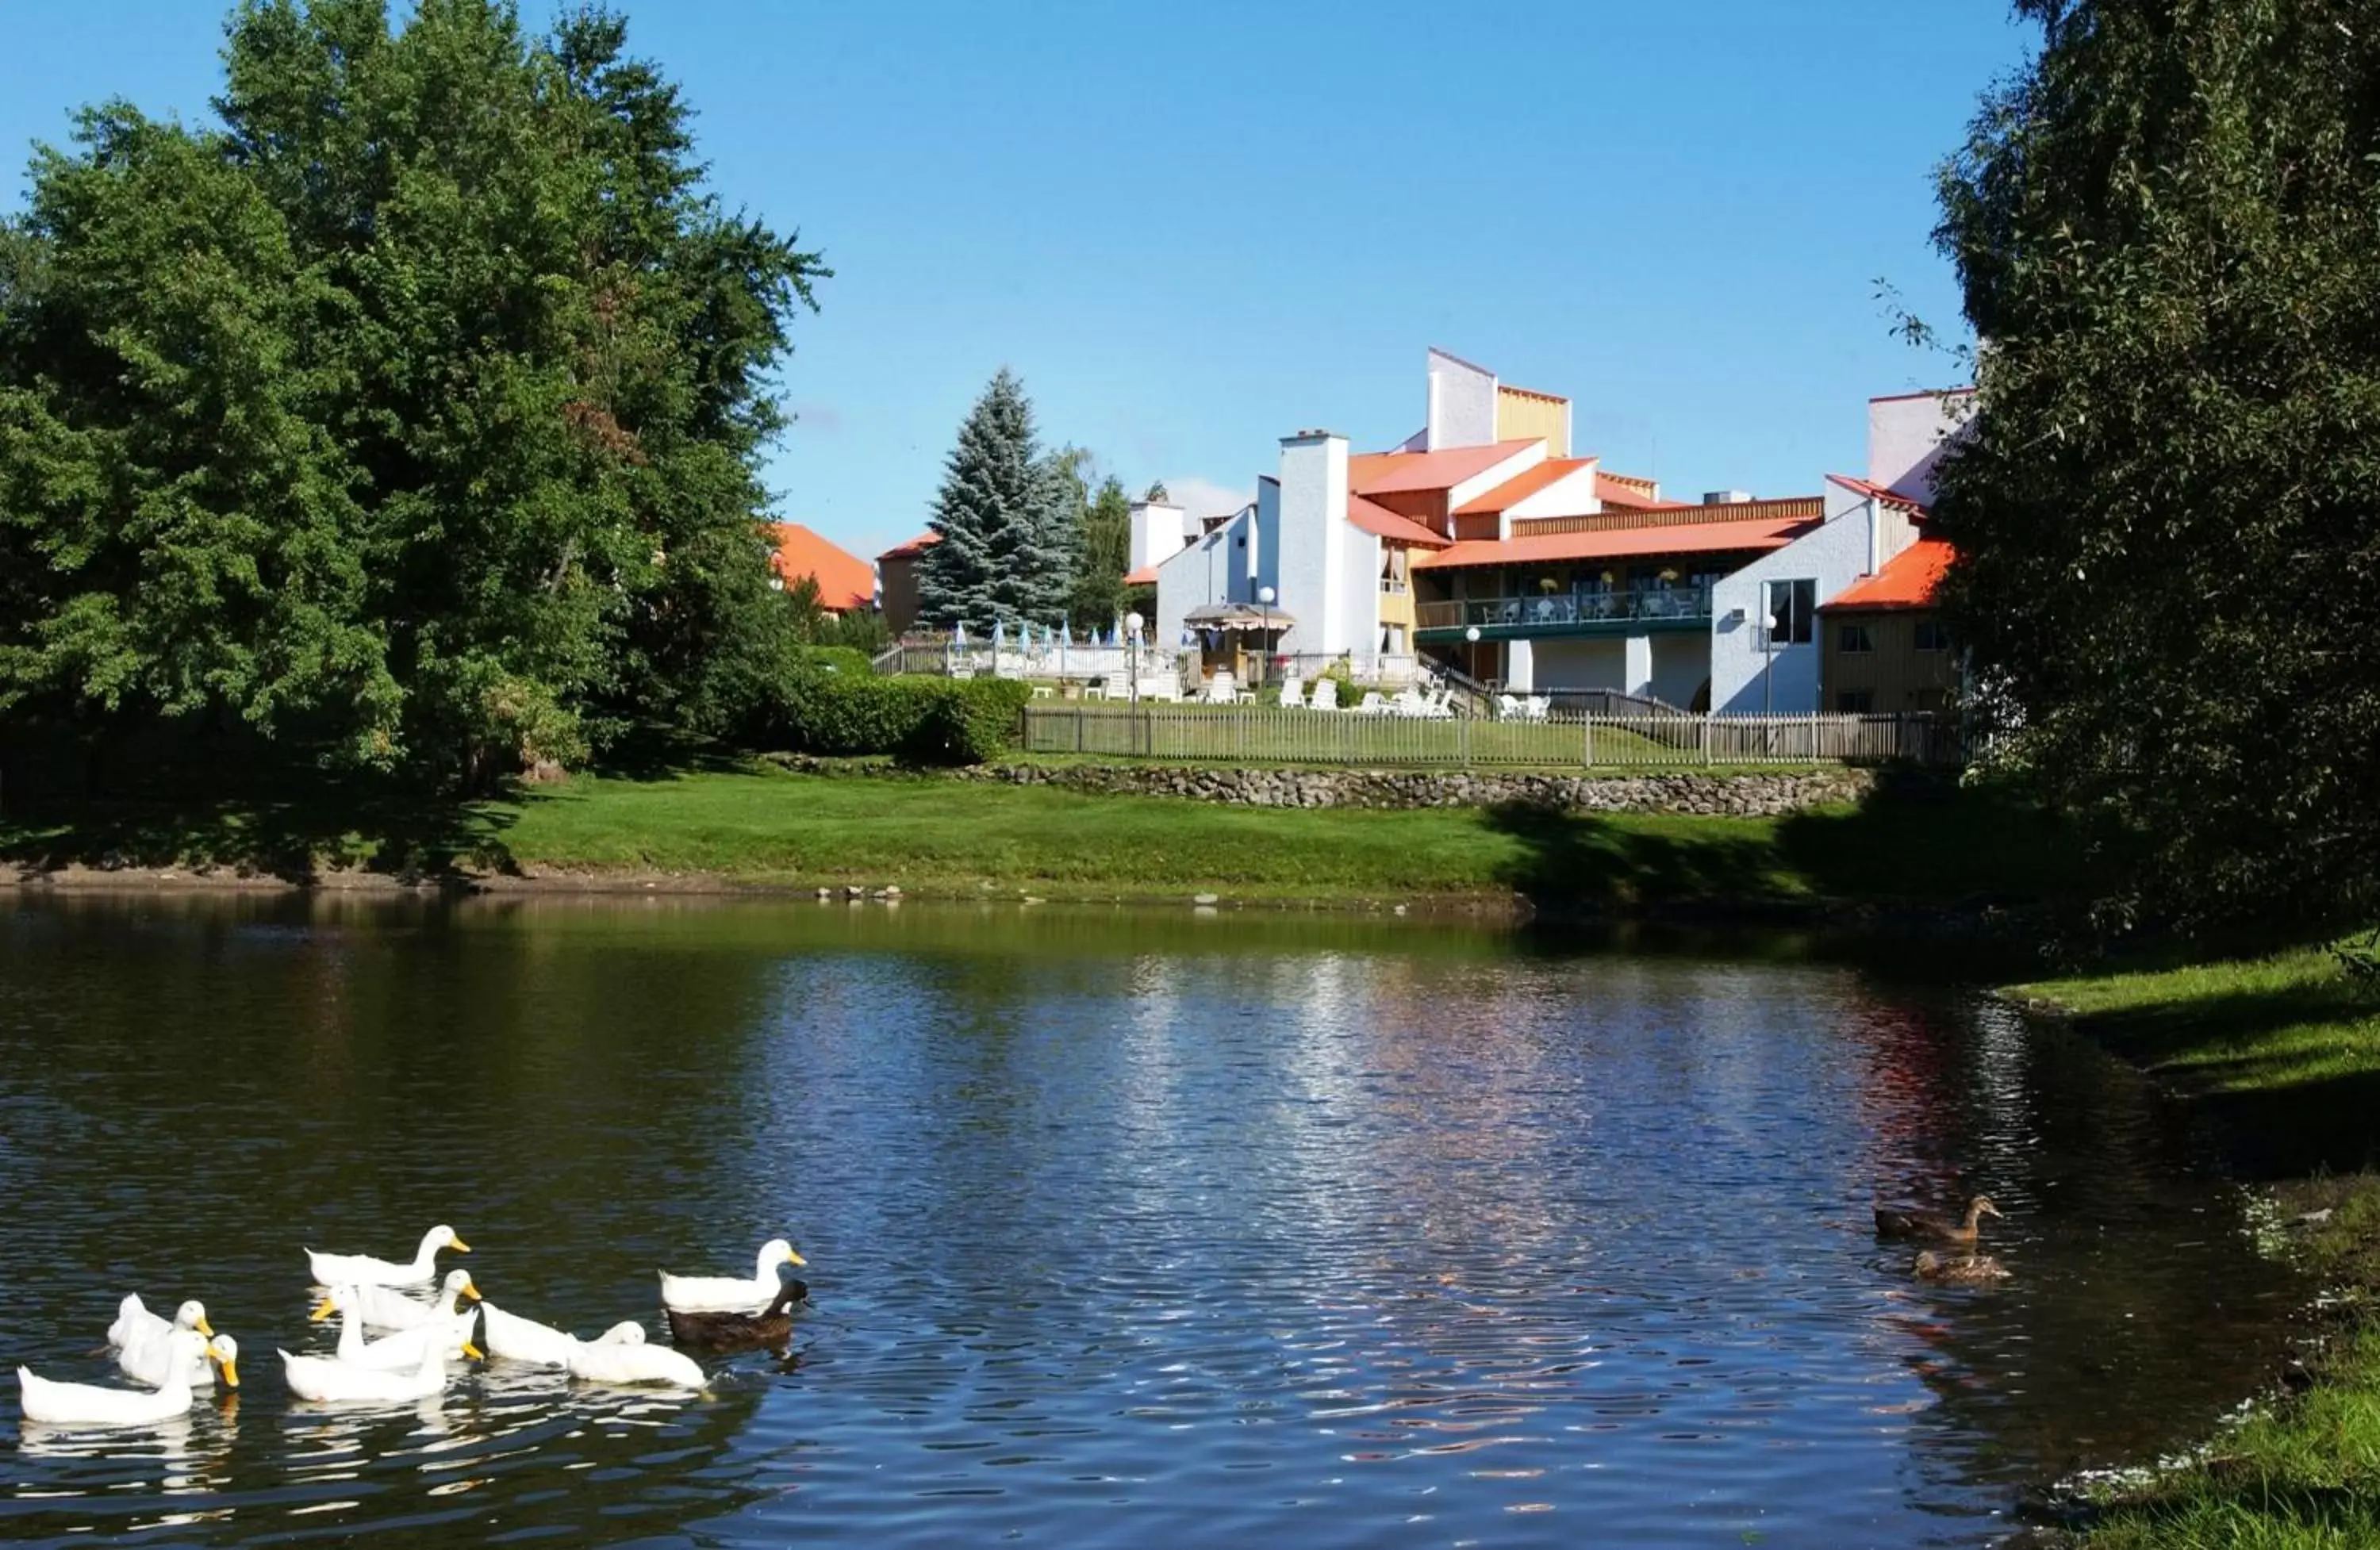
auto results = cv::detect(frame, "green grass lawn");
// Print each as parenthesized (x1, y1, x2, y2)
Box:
(2010, 944, 2380, 1548)
(2, 761, 2087, 911)
(478, 765, 2081, 909)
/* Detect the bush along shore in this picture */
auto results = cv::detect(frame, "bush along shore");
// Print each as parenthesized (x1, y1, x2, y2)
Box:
(2006, 944, 2380, 1548)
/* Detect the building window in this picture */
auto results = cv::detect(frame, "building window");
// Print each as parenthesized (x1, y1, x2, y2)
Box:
(1764, 578, 1816, 646)
(1837, 690, 1875, 714)
(1838, 623, 1874, 654)
(1914, 619, 1951, 652)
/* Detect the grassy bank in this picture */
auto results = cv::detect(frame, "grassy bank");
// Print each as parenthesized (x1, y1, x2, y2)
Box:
(2011, 946, 2380, 1547)
(2, 762, 2089, 913)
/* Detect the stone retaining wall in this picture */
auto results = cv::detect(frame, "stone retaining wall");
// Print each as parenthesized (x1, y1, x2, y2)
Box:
(947, 762, 1875, 815)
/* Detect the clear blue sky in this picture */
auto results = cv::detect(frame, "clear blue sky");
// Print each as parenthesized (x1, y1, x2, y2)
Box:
(0, 1, 2031, 560)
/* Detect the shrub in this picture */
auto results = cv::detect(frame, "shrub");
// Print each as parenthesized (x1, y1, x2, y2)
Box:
(791, 645, 873, 677)
(777, 672, 1027, 765)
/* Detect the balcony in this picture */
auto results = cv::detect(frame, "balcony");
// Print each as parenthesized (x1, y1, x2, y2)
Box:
(1415, 585, 1714, 640)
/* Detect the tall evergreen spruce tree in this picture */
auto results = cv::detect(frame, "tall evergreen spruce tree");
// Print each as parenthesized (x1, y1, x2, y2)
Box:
(916, 370, 1076, 627)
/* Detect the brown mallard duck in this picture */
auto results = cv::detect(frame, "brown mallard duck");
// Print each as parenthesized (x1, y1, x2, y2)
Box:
(1914, 1249, 2010, 1284)
(1874, 1195, 2002, 1244)
(664, 1268, 808, 1350)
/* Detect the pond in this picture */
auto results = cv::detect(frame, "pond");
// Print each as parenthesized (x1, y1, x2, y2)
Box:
(0, 893, 2302, 1547)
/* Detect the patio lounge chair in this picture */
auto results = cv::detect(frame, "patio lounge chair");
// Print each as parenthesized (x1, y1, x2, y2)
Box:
(1309, 678, 1339, 711)
(1201, 670, 1237, 706)
(1277, 679, 1306, 709)
(1353, 691, 1387, 716)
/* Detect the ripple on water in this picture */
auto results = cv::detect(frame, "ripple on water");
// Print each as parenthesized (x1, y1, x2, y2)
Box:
(0, 896, 2309, 1548)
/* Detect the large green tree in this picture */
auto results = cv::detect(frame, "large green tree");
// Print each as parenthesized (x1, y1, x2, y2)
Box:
(1068, 473, 1134, 631)
(916, 369, 1077, 627)
(0, 0, 824, 788)
(1929, 0, 2380, 931)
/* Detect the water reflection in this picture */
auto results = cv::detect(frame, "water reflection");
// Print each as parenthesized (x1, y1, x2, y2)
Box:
(0, 893, 2303, 1548)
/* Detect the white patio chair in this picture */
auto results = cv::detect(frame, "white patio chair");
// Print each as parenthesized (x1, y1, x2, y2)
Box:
(1200, 669, 1236, 706)
(1277, 680, 1307, 709)
(1310, 678, 1339, 712)
(1353, 691, 1387, 716)
(1522, 695, 1550, 721)
(1496, 693, 1522, 719)
(1142, 674, 1181, 703)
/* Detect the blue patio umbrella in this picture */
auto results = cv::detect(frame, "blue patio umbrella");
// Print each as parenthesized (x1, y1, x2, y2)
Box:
(992, 620, 1006, 651)
(1061, 620, 1073, 647)
(1019, 620, 1035, 650)
(953, 620, 968, 646)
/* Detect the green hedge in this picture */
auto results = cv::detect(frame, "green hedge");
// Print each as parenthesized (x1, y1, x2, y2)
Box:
(790, 645, 874, 677)
(778, 672, 1028, 765)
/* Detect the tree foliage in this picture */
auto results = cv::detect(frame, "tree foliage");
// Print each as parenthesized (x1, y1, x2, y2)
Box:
(915, 370, 1078, 627)
(1069, 474, 1134, 630)
(0, 0, 825, 788)
(1929, 0, 2380, 931)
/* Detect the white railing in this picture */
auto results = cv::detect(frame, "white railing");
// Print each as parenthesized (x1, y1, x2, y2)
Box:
(1015, 708, 1967, 767)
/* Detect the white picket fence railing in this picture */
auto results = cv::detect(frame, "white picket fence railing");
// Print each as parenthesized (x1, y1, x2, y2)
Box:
(1016, 707, 1965, 767)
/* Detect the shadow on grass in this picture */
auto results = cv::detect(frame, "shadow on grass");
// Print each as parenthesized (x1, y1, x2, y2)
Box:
(0, 786, 520, 885)
(1482, 769, 2100, 915)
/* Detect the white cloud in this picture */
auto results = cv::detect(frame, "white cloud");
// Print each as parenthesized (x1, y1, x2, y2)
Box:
(1161, 474, 1257, 522)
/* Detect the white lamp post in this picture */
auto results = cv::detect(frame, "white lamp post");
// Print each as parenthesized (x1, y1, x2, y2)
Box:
(1257, 585, 1276, 689)
(1126, 610, 1145, 704)
(1464, 625, 1484, 693)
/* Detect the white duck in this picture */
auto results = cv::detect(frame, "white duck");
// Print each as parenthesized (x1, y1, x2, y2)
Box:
(566, 1337, 707, 1391)
(314, 1287, 482, 1370)
(659, 1239, 806, 1313)
(479, 1302, 644, 1368)
(280, 1342, 451, 1404)
(19, 1332, 232, 1427)
(347, 1269, 481, 1333)
(120, 1326, 240, 1391)
(305, 1225, 470, 1288)
(106, 1295, 211, 1351)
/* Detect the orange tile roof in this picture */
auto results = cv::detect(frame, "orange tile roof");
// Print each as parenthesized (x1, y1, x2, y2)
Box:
(1346, 494, 1451, 548)
(1593, 473, 1686, 510)
(1413, 514, 1815, 570)
(1821, 536, 1954, 612)
(769, 523, 876, 611)
(878, 530, 940, 562)
(1349, 439, 1541, 495)
(1123, 563, 1160, 586)
(1453, 458, 1595, 516)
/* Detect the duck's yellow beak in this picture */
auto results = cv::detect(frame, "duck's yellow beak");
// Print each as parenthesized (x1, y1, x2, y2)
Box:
(785, 1247, 808, 1268)
(450, 1236, 471, 1254)
(459, 1278, 482, 1303)
(309, 1299, 338, 1323)
(194, 1314, 215, 1337)
(217, 1357, 240, 1390)
(461, 1341, 485, 1361)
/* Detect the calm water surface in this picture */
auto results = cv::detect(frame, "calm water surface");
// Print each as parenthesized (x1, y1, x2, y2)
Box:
(0, 895, 2302, 1547)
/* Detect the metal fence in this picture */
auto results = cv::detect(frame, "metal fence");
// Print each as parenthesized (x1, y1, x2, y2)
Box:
(1017, 707, 1965, 768)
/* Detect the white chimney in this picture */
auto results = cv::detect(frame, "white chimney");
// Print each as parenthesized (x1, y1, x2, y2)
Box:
(1702, 489, 1754, 505)
(1275, 431, 1349, 655)
(1127, 498, 1188, 574)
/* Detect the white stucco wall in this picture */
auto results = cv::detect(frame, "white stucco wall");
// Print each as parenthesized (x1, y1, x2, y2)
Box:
(1503, 458, 1603, 522)
(1127, 500, 1188, 574)
(1275, 432, 1350, 658)
(1426, 348, 1497, 451)
(1153, 505, 1257, 649)
(1710, 501, 1879, 714)
(1338, 528, 1382, 658)
(1530, 639, 1627, 692)
(1867, 390, 1975, 504)
(1650, 634, 1711, 709)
